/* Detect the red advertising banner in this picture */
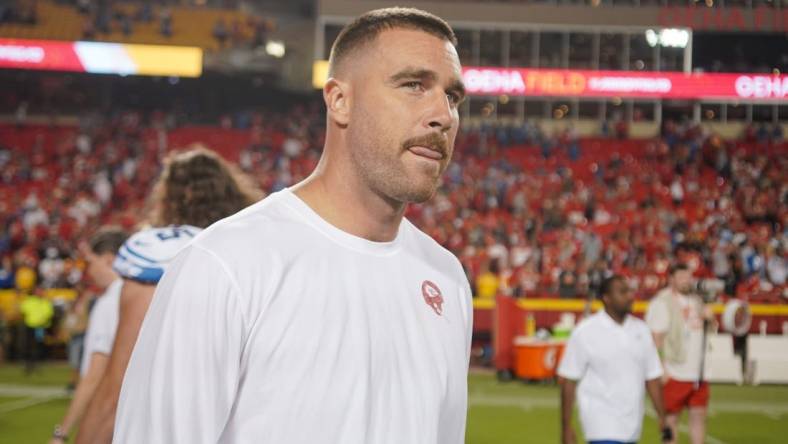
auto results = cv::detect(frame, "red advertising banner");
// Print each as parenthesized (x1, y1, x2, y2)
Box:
(0, 38, 202, 77)
(462, 67, 788, 101)
(658, 6, 787, 33)
(0, 39, 84, 72)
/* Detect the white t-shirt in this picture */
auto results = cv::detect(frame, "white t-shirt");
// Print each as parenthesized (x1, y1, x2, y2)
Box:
(114, 189, 473, 444)
(80, 279, 122, 376)
(558, 310, 663, 443)
(645, 289, 706, 382)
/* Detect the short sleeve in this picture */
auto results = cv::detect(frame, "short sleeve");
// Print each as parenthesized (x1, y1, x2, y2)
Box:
(645, 297, 670, 334)
(557, 328, 588, 380)
(80, 287, 119, 376)
(86, 296, 115, 354)
(113, 244, 247, 444)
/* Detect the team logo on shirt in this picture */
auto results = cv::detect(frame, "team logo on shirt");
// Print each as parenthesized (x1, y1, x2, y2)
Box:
(421, 280, 443, 316)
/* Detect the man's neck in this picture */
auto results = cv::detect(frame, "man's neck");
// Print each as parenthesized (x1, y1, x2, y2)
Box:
(291, 158, 406, 242)
(604, 307, 627, 325)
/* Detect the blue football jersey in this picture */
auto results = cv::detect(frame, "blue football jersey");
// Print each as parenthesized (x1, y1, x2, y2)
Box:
(113, 225, 202, 284)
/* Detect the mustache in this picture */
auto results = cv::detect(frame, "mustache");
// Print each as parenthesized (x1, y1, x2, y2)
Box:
(402, 133, 448, 158)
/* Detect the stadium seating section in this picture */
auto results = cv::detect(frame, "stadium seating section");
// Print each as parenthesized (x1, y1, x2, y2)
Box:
(1, 115, 785, 308)
(0, 1, 260, 51)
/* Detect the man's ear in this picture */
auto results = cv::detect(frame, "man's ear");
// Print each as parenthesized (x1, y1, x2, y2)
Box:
(324, 77, 351, 127)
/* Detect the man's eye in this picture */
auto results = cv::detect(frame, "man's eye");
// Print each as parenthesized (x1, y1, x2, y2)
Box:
(403, 81, 423, 91)
(447, 93, 461, 105)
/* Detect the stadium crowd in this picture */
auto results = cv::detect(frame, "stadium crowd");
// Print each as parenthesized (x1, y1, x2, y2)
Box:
(0, 0, 272, 50)
(0, 105, 786, 309)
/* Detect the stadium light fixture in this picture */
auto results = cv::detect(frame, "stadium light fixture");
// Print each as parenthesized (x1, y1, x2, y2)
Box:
(265, 40, 286, 58)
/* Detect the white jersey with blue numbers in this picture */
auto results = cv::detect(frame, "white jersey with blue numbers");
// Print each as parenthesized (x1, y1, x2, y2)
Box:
(114, 189, 473, 444)
(113, 225, 202, 284)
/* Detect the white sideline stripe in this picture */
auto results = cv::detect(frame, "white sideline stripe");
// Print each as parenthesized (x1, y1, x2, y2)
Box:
(0, 384, 69, 398)
(469, 393, 788, 417)
(0, 395, 60, 414)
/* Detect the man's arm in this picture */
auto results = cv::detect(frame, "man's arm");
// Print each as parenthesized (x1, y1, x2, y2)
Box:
(652, 332, 665, 350)
(646, 297, 670, 382)
(646, 378, 667, 434)
(644, 320, 670, 443)
(110, 245, 245, 444)
(559, 377, 578, 444)
(556, 330, 586, 444)
(651, 331, 667, 382)
(76, 280, 155, 444)
(49, 353, 109, 444)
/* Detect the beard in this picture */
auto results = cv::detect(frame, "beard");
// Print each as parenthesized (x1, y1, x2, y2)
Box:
(347, 116, 451, 204)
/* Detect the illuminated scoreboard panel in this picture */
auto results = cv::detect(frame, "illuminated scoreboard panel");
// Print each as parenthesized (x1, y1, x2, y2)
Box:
(462, 68, 788, 101)
(0, 38, 203, 78)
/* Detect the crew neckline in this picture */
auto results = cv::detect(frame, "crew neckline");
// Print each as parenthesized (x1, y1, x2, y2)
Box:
(278, 187, 404, 257)
(599, 309, 632, 329)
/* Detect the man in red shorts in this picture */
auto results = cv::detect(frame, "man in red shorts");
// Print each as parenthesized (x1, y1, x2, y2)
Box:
(646, 264, 713, 444)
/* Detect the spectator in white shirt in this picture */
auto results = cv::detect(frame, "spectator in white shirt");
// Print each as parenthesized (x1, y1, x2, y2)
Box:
(646, 264, 714, 444)
(50, 227, 128, 444)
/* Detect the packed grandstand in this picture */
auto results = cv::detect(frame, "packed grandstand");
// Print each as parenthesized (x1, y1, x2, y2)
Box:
(1, 101, 784, 306)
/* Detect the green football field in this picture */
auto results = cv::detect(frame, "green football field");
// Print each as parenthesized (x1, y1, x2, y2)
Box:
(1, 363, 786, 443)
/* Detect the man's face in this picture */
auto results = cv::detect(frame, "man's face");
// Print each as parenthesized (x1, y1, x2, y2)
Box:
(80, 243, 116, 288)
(604, 279, 634, 316)
(344, 28, 464, 203)
(671, 270, 693, 294)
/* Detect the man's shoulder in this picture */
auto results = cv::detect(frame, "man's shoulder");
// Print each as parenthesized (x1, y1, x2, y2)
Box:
(99, 279, 123, 301)
(190, 191, 304, 260)
(403, 219, 465, 281)
(88, 283, 121, 329)
(648, 288, 672, 308)
(90, 296, 110, 320)
(652, 287, 672, 298)
(626, 315, 651, 332)
(95, 283, 121, 313)
(574, 311, 605, 334)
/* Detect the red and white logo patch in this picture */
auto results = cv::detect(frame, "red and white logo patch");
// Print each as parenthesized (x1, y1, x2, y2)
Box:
(421, 280, 443, 316)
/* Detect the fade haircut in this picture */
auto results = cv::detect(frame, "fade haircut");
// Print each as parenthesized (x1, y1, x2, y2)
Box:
(328, 7, 457, 76)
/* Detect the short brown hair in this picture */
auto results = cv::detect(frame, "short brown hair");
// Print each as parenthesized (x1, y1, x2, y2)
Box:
(328, 7, 457, 75)
(668, 263, 690, 277)
(89, 226, 129, 255)
(146, 145, 263, 228)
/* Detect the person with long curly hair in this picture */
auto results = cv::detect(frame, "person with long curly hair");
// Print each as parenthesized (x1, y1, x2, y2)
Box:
(71, 146, 261, 444)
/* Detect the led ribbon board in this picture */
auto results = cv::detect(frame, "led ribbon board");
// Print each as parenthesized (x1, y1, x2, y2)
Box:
(462, 67, 787, 101)
(0, 38, 202, 77)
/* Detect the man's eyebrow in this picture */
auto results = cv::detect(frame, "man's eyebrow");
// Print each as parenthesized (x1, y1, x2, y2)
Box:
(388, 67, 467, 98)
(388, 67, 438, 83)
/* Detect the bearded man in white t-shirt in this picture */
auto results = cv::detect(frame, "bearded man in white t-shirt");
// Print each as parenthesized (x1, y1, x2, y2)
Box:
(114, 7, 472, 444)
(646, 264, 714, 444)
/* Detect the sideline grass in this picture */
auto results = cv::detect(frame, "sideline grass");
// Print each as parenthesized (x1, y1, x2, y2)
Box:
(1, 364, 786, 443)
